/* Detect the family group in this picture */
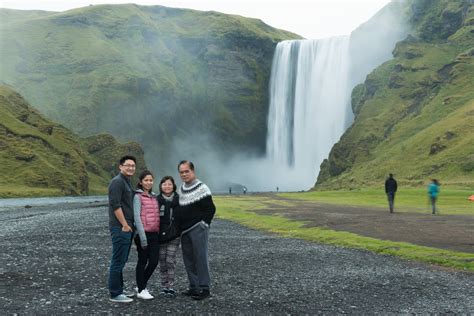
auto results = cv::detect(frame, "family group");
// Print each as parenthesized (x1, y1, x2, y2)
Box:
(107, 155, 216, 303)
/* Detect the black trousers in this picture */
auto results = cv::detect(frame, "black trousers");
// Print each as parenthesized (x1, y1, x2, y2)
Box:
(135, 232, 160, 292)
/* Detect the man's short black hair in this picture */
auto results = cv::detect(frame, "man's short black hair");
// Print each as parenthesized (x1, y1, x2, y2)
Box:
(120, 155, 137, 165)
(177, 160, 194, 171)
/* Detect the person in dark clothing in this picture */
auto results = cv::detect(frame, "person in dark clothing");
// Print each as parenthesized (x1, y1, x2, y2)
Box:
(176, 160, 216, 301)
(107, 155, 137, 303)
(157, 176, 181, 298)
(385, 173, 398, 213)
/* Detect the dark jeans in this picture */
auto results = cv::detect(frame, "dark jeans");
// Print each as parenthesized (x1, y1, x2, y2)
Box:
(430, 196, 437, 214)
(181, 221, 210, 291)
(387, 192, 395, 213)
(108, 226, 133, 298)
(135, 233, 160, 292)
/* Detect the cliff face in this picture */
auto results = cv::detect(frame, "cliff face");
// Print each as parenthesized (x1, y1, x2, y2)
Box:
(0, 5, 300, 174)
(0, 85, 146, 197)
(317, 0, 474, 189)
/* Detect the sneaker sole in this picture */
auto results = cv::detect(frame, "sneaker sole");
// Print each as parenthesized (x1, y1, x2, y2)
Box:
(137, 296, 154, 300)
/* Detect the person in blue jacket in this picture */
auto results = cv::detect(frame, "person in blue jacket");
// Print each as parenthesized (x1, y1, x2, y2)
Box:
(427, 179, 440, 214)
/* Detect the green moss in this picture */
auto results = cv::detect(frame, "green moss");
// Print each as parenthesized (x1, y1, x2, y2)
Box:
(0, 85, 146, 197)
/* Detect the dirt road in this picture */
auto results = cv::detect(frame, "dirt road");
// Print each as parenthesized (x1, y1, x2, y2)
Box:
(255, 194, 474, 253)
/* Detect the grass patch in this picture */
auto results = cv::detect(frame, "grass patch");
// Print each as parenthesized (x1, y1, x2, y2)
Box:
(280, 188, 474, 215)
(0, 185, 63, 198)
(214, 195, 474, 272)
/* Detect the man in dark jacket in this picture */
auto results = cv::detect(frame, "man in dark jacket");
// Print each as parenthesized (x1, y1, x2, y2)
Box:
(385, 173, 398, 213)
(176, 160, 216, 300)
(107, 155, 136, 303)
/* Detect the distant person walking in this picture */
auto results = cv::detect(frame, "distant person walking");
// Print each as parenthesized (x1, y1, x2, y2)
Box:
(428, 179, 440, 214)
(107, 155, 137, 303)
(133, 170, 160, 300)
(385, 173, 398, 213)
(176, 160, 216, 300)
(157, 176, 181, 298)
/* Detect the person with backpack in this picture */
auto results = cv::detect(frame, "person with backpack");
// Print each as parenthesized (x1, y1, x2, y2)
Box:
(157, 176, 181, 298)
(133, 170, 160, 300)
(428, 179, 440, 214)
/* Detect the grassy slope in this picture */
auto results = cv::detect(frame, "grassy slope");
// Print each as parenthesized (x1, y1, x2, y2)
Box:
(0, 5, 300, 174)
(214, 195, 474, 271)
(317, 0, 474, 189)
(0, 85, 146, 197)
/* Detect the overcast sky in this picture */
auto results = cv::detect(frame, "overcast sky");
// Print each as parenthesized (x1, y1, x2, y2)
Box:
(0, 0, 392, 39)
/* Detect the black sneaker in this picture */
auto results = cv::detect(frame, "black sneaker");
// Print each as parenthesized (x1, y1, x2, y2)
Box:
(181, 288, 198, 296)
(159, 288, 168, 296)
(191, 289, 210, 300)
(163, 288, 176, 298)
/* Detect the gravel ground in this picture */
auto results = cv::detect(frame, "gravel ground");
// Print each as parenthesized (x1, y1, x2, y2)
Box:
(0, 202, 473, 314)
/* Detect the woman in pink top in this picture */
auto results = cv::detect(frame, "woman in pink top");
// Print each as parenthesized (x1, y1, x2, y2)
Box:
(133, 170, 160, 300)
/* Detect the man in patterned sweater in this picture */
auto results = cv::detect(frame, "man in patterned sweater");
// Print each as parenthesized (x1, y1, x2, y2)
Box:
(176, 160, 216, 300)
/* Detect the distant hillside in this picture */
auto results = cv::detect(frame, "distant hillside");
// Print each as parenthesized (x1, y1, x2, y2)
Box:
(0, 5, 300, 175)
(317, 0, 474, 189)
(0, 85, 146, 197)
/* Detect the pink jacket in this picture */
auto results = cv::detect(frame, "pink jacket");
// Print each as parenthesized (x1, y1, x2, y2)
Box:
(138, 191, 160, 232)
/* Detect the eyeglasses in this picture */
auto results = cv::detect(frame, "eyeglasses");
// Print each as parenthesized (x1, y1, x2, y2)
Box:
(122, 164, 136, 168)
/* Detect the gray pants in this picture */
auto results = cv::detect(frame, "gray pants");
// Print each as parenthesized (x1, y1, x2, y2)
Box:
(159, 237, 180, 288)
(430, 196, 437, 214)
(181, 221, 210, 290)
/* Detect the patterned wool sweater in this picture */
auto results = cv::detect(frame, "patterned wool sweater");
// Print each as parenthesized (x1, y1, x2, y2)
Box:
(176, 179, 216, 231)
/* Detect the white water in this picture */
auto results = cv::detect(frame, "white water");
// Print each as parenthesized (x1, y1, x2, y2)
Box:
(0, 195, 107, 208)
(265, 37, 353, 190)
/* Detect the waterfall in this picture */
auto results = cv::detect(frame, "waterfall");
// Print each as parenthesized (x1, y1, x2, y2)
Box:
(266, 37, 353, 190)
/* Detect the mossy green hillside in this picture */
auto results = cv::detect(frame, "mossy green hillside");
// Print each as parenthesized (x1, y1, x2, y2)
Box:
(0, 4, 301, 174)
(0, 85, 146, 198)
(317, 0, 474, 189)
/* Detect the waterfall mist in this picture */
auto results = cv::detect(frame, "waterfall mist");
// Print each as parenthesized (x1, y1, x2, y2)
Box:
(162, 3, 409, 193)
(186, 38, 353, 193)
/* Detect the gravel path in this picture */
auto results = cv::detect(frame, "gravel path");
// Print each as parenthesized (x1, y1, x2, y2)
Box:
(0, 202, 473, 314)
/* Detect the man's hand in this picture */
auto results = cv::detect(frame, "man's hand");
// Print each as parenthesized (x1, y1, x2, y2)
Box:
(122, 224, 133, 232)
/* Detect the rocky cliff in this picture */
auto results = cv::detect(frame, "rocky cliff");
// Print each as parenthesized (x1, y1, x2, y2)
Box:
(0, 85, 146, 197)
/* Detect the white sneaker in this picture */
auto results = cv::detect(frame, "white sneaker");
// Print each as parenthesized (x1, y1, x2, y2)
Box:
(137, 288, 154, 300)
